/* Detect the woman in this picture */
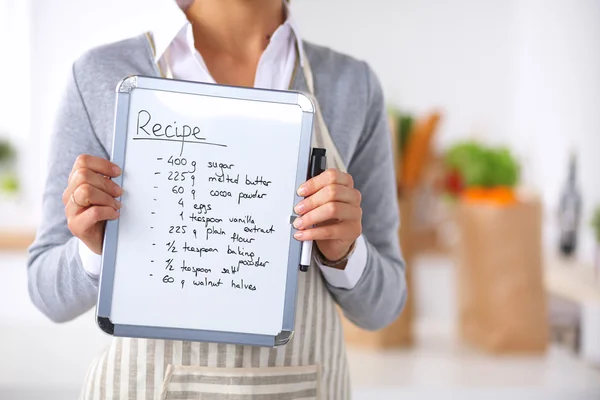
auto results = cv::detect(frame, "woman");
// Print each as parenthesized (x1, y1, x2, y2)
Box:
(28, 0, 407, 398)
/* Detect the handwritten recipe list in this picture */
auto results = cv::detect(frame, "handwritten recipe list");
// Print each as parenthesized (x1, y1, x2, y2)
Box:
(110, 89, 304, 335)
(152, 157, 273, 289)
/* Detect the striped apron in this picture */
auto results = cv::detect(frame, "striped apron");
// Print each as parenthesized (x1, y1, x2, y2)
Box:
(81, 39, 351, 400)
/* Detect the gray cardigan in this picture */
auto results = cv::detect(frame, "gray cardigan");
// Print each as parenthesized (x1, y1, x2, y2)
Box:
(27, 35, 407, 330)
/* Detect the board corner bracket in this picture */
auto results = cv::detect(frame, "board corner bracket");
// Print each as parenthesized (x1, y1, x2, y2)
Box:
(274, 330, 294, 347)
(296, 93, 315, 113)
(97, 316, 115, 335)
(117, 76, 139, 93)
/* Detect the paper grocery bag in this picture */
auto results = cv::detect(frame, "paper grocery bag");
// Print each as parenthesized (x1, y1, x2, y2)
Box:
(457, 199, 548, 353)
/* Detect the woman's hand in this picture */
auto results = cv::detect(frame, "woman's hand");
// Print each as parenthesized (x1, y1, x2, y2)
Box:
(62, 155, 123, 255)
(293, 169, 362, 266)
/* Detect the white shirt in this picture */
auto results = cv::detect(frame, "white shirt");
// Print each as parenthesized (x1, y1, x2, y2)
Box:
(79, 1, 367, 289)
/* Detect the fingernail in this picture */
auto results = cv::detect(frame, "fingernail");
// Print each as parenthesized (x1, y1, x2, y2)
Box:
(115, 186, 123, 196)
(294, 202, 305, 214)
(293, 218, 303, 229)
(297, 185, 307, 196)
(294, 231, 304, 239)
(113, 166, 121, 175)
(115, 200, 122, 208)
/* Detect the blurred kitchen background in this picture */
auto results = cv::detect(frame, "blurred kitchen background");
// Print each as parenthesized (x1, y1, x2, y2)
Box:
(1, 0, 600, 399)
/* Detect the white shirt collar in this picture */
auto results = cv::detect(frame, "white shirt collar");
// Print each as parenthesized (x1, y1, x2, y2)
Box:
(151, 1, 305, 67)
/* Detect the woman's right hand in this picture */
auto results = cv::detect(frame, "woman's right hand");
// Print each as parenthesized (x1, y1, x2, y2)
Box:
(62, 155, 123, 255)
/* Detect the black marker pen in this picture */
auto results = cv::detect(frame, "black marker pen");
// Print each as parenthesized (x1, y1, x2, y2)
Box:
(299, 148, 327, 272)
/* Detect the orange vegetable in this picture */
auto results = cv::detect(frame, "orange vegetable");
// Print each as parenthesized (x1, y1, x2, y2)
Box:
(401, 112, 441, 190)
(462, 186, 518, 206)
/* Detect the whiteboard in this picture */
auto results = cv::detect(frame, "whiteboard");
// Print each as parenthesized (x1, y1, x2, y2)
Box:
(96, 76, 314, 347)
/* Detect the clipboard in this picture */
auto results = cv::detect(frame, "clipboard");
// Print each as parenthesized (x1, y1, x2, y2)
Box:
(96, 76, 315, 347)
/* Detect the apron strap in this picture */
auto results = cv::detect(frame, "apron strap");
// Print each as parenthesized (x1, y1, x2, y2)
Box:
(145, 32, 174, 79)
(299, 48, 347, 173)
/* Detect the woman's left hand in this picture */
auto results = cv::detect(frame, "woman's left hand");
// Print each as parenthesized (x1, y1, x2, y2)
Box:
(293, 169, 362, 265)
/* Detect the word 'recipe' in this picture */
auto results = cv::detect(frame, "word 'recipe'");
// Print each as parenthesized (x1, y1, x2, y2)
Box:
(134, 109, 226, 155)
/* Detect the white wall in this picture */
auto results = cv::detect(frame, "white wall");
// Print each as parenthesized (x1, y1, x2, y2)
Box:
(290, 0, 600, 262)
(0, 0, 32, 217)
(291, 0, 517, 148)
(508, 0, 600, 261)
(25, 0, 600, 261)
